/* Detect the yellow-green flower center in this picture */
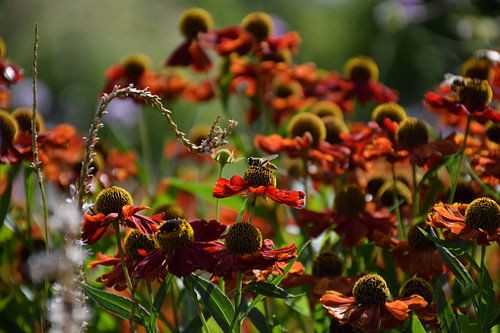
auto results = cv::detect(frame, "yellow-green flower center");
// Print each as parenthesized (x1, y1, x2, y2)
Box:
(372, 102, 407, 127)
(288, 113, 327, 147)
(344, 56, 379, 83)
(407, 223, 436, 250)
(400, 277, 434, 304)
(179, 7, 213, 39)
(486, 122, 500, 144)
(352, 274, 389, 305)
(457, 78, 493, 109)
(243, 162, 277, 188)
(464, 197, 500, 232)
(0, 109, 18, 149)
(121, 54, 152, 81)
(153, 204, 186, 220)
(334, 185, 366, 216)
(124, 230, 156, 260)
(377, 180, 411, 207)
(225, 222, 263, 255)
(155, 219, 194, 252)
(460, 57, 492, 81)
(397, 118, 429, 150)
(241, 11, 273, 40)
(312, 252, 343, 277)
(322, 116, 348, 144)
(188, 124, 210, 147)
(0, 38, 6, 58)
(94, 186, 133, 216)
(11, 107, 45, 133)
(310, 101, 344, 121)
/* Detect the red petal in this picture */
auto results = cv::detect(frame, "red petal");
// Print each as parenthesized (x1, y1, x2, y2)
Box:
(212, 176, 249, 198)
(265, 186, 305, 208)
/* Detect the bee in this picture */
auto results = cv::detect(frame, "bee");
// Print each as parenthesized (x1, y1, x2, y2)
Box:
(444, 73, 466, 92)
(247, 154, 279, 171)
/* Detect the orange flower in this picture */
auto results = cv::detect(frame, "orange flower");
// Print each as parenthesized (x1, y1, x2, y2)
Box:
(0, 58, 23, 87)
(426, 198, 500, 245)
(320, 274, 428, 333)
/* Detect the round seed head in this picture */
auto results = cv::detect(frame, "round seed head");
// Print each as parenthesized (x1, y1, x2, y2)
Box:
(94, 186, 133, 216)
(288, 113, 326, 147)
(225, 222, 263, 255)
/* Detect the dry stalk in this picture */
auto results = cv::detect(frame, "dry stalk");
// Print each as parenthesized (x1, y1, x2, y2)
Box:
(75, 85, 237, 207)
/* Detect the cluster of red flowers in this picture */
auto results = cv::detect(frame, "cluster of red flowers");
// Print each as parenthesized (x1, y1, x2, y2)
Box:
(78, 7, 500, 332)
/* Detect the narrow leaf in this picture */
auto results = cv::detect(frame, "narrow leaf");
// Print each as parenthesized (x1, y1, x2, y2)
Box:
(411, 314, 426, 333)
(243, 281, 298, 299)
(433, 277, 461, 333)
(247, 307, 269, 333)
(0, 164, 20, 229)
(79, 282, 149, 324)
(191, 274, 234, 332)
(154, 274, 173, 314)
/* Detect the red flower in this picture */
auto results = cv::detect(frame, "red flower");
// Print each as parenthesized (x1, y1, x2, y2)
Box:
(0, 58, 23, 87)
(213, 175, 305, 209)
(214, 237, 297, 277)
(424, 78, 500, 123)
(81, 205, 163, 245)
(209, 26, 253, 57)
(134, 219, 226, 279)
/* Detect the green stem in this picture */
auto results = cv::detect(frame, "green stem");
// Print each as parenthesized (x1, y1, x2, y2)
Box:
(303, 159, 309, 209)
(411, 163, 419, 219)
(391, 163, 405, 238)
(480, 245, 486, 272)
(112, 219, 138, 331)
(229, 272, 243, 332)
(184, 276, 209, 333)
(23, 165, 34, 250)
(248, 195, 257, 223)
(139, 111, 152, 200)
(448, 116, 471, 203)
(215, 164, 224, 221)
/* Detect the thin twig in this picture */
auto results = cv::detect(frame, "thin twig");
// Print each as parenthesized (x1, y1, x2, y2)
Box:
(31, 24, 49, 251)
(75, 85, 237, 207)
(31, 22, 51, 333)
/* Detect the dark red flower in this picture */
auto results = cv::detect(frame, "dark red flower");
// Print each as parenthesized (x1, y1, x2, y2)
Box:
(213, 222, 296, 277)
(134, 219, 226, 279)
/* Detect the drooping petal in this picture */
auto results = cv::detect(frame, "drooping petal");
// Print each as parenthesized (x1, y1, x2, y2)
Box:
(265, 186, 305, 208)
(81, 213, 116, 245)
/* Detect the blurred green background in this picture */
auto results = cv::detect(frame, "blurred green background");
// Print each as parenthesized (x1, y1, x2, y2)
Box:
(0, 0, 498, 129)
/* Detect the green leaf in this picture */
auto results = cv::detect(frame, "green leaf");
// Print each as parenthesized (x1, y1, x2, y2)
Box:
(154, 274, 173, 314)
(476, 262, 497, 330)
(190, 274, 234, 332)
(183, 309, 211, 333)
(247, 307, 269, 333)
(433, 277, 461, 333)
(465, 163, 500, 200)
(166, 177, 244, 210)
(271, 315, 282, 333)
(79, 282, 149, 324)
(0, 164, 21, 230)
(458, 313, 481, 333)
(243, 239, 312, 319)
(411, 314, 426, 333)
(243, 281, 299, 299)
(421, 228, 477, 296)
